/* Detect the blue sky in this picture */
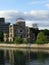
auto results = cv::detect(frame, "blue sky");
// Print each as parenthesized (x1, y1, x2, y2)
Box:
(0, 0, 49, 11)
(0, 0, 49, 29)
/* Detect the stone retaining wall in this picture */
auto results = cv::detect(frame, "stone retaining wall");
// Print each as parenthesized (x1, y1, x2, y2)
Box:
(0, 43, 49, 49)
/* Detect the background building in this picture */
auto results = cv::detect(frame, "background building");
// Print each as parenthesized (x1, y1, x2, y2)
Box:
(0, 18, 10, 42)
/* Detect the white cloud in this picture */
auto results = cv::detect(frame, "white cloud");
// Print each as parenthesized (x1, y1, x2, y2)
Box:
(29, 1, 40, 5)
(0, 10, 19, 22)
(45, 4, 49, 8)
(0, 10, 49, 29)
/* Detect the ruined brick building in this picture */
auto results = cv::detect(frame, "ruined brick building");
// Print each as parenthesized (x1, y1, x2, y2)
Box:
(0, 18, 39, 42)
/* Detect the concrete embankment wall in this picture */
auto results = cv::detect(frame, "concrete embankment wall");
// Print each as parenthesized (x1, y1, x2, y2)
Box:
(0, 43, 49, 49)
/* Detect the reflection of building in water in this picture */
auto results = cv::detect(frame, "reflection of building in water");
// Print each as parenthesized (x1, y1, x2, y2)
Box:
(0, 18, 39, 42)
(4, 50, 14, 65)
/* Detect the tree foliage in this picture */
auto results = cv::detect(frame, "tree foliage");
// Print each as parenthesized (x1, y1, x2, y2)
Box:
(41, 29, 49, 36)
(14, 37, 24, 44)
(36, 32, 47, 44)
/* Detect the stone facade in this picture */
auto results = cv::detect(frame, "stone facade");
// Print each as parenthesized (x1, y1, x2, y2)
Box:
(9, 18, 27, 42)
(26, 27, 38, 43)
(0, 18, 38, 42)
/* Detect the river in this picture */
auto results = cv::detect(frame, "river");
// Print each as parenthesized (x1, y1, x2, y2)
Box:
(0, 49, 49, 65)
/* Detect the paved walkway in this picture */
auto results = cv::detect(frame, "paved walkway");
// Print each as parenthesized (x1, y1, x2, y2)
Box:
(0, 43, 49, 49)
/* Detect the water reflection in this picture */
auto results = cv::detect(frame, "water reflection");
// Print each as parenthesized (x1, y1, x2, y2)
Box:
(0, 50, 4, 65)
(0, 49, 49, 65)
(37, 52, 49, 62)
(14, 51, 26, 65)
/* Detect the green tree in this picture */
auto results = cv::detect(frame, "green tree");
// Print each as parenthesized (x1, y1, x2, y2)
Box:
(41, 29, 49, 36)
(14, 37, 24, 44)
(36, 32, 47, 44)
(40, 29, 49, 43)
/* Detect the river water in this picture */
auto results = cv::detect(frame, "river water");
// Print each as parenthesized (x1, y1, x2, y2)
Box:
(0, 49, 49, 65)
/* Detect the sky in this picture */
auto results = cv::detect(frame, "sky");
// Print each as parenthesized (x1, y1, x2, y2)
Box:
(0, 0, 49, 29)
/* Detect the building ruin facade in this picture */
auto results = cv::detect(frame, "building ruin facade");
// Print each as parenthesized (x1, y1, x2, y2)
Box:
(0, 18, 38, 42)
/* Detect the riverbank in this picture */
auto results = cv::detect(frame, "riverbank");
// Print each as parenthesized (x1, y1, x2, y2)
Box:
(0, 43, 49, 49)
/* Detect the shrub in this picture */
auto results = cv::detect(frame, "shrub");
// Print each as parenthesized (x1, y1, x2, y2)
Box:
(14, 37, 24, 44)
